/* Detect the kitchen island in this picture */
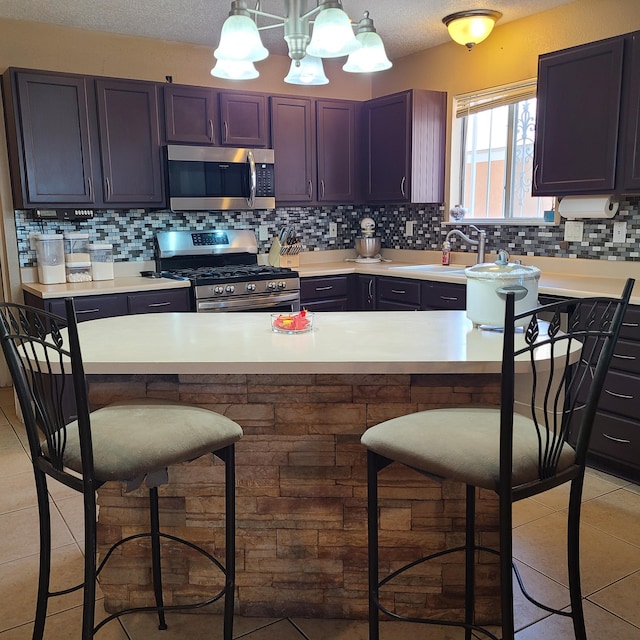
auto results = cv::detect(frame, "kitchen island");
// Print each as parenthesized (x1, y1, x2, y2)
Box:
(79, 311, 540, 622)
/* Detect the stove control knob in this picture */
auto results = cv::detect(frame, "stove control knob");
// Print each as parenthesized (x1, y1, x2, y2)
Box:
(246, 283, 256, 292)
(267, 281, 277, 290)
(277, 281, 286, 289)
(225, 285, 235, 294)
(214, 286, 224, 295)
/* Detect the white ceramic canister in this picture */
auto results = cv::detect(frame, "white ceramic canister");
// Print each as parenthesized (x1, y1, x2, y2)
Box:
(465, 261, 541, 328)
(88, 243, 114, 280)
(35, 233, 66, 284)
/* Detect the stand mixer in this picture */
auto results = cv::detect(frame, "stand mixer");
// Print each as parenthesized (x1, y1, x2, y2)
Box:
(353, 217, 382, 263)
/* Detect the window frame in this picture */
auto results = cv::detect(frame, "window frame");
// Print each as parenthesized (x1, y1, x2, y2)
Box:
(449, 78, 556, 225)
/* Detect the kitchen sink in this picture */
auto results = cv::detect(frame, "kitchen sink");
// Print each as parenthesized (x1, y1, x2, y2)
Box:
(391, 264, 468, 275)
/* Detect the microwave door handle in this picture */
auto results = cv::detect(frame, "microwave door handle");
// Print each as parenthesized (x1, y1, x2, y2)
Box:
(247, 149, 256, 208)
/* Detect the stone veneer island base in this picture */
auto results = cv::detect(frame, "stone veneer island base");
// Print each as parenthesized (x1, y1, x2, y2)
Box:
(90, 370, 502, 622)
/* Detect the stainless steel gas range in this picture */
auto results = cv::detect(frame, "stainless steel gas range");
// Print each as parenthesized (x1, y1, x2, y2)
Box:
(155, 229, 300, 313)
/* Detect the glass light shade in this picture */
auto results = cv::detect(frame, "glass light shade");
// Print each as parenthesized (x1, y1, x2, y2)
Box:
(284, 55, 329, 85)
(211, 59, 259, 80)
(343, 31, 392, 73)
(213, 14, 269, 62)
(306, 7, 361, 58)
(444, 12, 500, 49)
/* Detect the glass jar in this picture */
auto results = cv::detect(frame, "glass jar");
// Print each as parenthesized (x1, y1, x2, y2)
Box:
(66, 261, 92, 283)
(64, 232, 90, 264)
(88, 243, 114, 281)
(35, 234, 66, 284)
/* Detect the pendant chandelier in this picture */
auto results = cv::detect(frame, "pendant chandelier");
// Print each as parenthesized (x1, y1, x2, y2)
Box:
(211, 0, 392, 86)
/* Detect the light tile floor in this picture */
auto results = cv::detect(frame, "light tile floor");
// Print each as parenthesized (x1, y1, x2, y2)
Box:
(1, 386, 639, 639)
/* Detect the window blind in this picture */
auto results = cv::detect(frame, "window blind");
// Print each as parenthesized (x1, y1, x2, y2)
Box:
(455, 78, 537, 118)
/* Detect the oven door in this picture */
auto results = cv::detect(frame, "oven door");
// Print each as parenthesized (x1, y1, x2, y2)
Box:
(196, 291, 300, 313)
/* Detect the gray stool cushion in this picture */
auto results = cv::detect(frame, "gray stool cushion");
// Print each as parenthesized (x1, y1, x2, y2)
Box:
(361, 407, 576, 491)
(61, 399, 243, 483)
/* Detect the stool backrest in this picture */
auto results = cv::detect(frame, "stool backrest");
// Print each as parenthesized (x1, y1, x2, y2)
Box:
(0, 299, 94, 489)
(500, 278, 634, 496)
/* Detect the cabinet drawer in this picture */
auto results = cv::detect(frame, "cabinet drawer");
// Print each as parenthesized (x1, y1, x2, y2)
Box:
(590, 412, 640, 467)
(128, 289, 191, 314)
(619, 306, 640, 341)
(611, 339, 640, 374)
(422, 282, 466, 310)
(597, 369, 640, 417)
(48, 294, 128, 322)
(301, 276, 348, 302)
(377, 277, 421, 306)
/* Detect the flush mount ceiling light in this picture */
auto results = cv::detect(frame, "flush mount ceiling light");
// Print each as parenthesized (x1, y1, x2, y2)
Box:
(442, 9, 502, 50)
(213, 0, 392, 85)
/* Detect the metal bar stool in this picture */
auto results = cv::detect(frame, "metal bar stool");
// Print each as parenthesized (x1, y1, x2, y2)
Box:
(0, 299, 243, 640)
(362, 279, 634, 640)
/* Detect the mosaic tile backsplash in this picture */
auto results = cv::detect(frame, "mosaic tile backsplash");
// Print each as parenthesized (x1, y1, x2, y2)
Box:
(15, 196, 640, 268)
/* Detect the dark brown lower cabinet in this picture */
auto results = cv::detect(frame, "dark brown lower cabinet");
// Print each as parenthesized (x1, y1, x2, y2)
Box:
(300, 276, 349, 311)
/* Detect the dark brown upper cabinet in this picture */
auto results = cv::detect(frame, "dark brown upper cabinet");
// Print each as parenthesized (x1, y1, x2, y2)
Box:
(3, 70, 97, 207)
(316, 99, 357, 203)
(271, 96, 316, 203)
(219, 91, 269, 147)
(95, 78, 164, 206)
(533, 30, 640, 196)
(362, 89, 447, 204)
(163, 84, 217, 145)
(4, 68, 165, 209)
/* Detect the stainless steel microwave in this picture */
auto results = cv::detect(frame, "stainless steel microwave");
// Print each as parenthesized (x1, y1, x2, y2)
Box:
(166, 145, 275, 211)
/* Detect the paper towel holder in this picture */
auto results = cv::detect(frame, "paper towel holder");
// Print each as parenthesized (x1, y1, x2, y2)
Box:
(558, 195, 619, 220)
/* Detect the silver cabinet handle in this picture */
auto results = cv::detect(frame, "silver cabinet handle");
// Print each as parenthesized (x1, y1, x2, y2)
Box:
(315, 286, 333, 291)
(223, 121, 228, 143)
(368, 279, 373, 300)
(604, 389, 634, 400)
(622, 322, 639, 328)
(440, 296, 459, 302)
(148, 302, 171, 307)
(400, 176, 406, 198)
(76, 308, 101, 314)
(392, 289, 406, 295)
(320, 180, 325, 198)
(602, 433, 631, 444)
(533, 164, 538, 190)
(210, 119, 215, 143)
(105, 177, 111, 199)
(308, 180, 313, 198)
(87, 177, 93, 199)
(612, 354, 636, 360)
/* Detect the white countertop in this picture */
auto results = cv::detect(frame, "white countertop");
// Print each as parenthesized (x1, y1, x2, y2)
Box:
(76, 310, 553, 376)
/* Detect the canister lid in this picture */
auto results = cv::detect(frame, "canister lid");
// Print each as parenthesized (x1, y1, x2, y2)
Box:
(465, 262, 540, 280)
(35, 233, 63, 241)
(88, 243, 113, 250)
(65, 261, 91, 268)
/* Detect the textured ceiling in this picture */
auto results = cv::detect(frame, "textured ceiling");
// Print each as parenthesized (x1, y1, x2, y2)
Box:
(0, 0, 575, 60)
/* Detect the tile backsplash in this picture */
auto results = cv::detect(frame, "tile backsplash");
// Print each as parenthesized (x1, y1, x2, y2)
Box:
(15, 196, 640, 268)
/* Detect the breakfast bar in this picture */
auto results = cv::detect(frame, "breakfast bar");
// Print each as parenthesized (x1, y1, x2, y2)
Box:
(78, 311, 529, 621)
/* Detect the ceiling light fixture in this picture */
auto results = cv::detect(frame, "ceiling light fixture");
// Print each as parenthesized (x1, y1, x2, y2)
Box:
(213, 0, 392, 85)
(442, 9, 502, 50)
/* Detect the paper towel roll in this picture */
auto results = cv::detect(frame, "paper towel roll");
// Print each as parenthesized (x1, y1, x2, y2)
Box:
(558, 196, 618, 220)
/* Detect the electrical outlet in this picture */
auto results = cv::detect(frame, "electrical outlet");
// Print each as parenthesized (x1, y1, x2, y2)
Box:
(563, 221, 584, 242)
(258, 225, 269, 241)
(329, 222, 338, 237)
(405, 221, 414, 236)
(29, 232, 39, 250)
(613, 220, 627, 243)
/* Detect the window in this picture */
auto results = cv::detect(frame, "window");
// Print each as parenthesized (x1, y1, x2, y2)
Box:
(451, 80, 554, 221)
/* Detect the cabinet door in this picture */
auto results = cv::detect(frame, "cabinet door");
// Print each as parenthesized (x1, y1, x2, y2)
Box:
(219, 91, 268, 147)
(352, 275, 376, 311)
(376, 277, 421, 310)
(95, 78, 164, 205)
(8, 71, 96, 207)
(422, 281, 466, 310)
(316, 100, 356, 202)
(621, 32, 640, 191)
(533, 38, 624, 195)
(164, 84, 217, 144)
(271, 96, 315, 203)
(364, 92, 410, 202)
(48, 294, 129, 322)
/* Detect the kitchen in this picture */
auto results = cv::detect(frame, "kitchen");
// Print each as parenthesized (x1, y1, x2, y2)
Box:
(1, 0, 640, 639)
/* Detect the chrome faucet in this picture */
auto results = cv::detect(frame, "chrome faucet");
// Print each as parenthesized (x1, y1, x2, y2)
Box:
(443, 225, 487, 264)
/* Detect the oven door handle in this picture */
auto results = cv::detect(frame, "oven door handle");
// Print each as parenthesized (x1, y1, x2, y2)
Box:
(247, 149, 256, 209)
(197, 291, 300, 312)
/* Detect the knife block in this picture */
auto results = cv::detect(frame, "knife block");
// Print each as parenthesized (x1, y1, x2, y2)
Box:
(268, 238, 300, 268)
